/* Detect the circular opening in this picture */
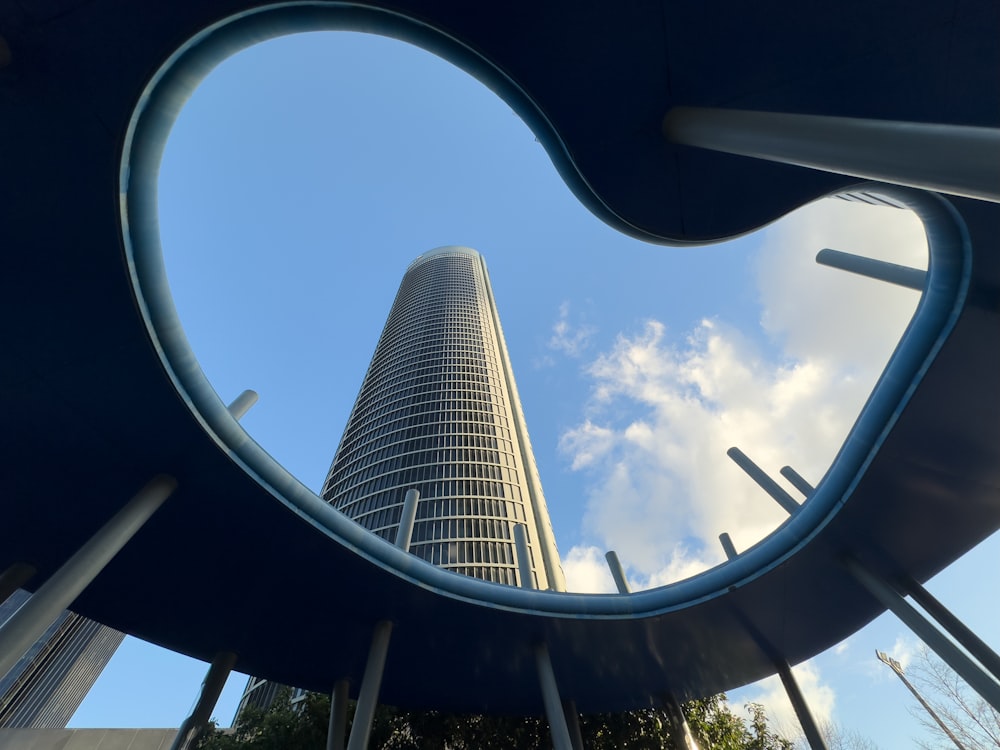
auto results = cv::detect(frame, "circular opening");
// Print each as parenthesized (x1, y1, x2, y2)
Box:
(123, 16, 959, 615)
(152, 30, 933, 593)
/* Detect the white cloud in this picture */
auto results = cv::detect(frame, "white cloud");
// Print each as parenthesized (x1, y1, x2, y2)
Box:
(560, 545, 618, 593)
(559, 198, 926, 589)
(548, 301, 596, 357)
(889, 634, 919, 672)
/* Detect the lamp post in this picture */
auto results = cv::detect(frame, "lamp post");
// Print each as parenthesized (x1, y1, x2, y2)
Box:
(876, 650, 968, 750)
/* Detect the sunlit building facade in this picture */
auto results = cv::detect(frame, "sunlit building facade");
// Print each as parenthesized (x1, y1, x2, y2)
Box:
(322, 246, 564, 589)
(238, 246, 564, 715)
(0, 592, 124, 728)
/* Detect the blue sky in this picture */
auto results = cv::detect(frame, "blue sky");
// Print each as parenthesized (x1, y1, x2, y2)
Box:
(66, 31, 999, 747)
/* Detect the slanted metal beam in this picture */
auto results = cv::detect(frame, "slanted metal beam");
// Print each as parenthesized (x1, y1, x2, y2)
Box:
(846, 558, 1000, 711)
(171, 651, 238, 750)
(604, 551, 631, 594)
(816, 249, 926, 291)
(777, 660, 829, 750)
(0, 475, 176, 679)
(663, 107, 1000, 203)
(347, 620, 392, 750)
(727, 448, 800, 514)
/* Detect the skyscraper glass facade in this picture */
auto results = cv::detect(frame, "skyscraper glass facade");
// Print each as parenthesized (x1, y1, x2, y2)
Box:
(238, 246, 564, 715)
(322, 246, 563, 589)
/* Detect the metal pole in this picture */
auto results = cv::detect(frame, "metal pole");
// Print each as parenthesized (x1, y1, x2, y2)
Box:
(718, 533, 738, 561)
(816, 249, 926, 291)
(346, 620, 392, 750)
(0, 563, 35, 606)
(776, 660, 829, 750)
(226, 390, 259, 420)
(535, 643, 574, 750)
(846, 558, 1000, 711)
(0, 474, 177, 679)
(327, 678, 350, 750)
(727, 448, 800, 514)
(604, 551, 631, 594)
(661, 693, 701, 750)
(662, 106, 1000, 203)
(779, 467, 815, 498)
(876, 650, 968, 750)
(170, 651, 238, 750)
(513, 524, 535, 590)
(904, 577, 1000, 683)
(562, 699, 584, 750)
(395, 489, 420, 551)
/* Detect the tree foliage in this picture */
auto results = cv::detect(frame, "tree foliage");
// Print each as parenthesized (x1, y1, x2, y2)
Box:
(197, 689, 792, 749)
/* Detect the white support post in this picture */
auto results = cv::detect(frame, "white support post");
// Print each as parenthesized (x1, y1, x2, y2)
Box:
(718, 533, 738, 561)
(562, 700, 584, 750)
(777, 661, 829, 750)
(779, 467, 815, 498)
(662, 106, 1000, 203)
(327, 678, 350, 750)
(170, 651, 238, 750)
(346, 620, 393, 750)
(0, 474, 177, 679)
(226, 390, 259, 420)
(604, 551, 631, 594)
(661, 693, 701, 750)
(816, 249, 926, 291)
(727, 448, 800, 514)
(513, 523, 535, 590)
(535, 643, 574, 750)
(395, 489, 420, 551)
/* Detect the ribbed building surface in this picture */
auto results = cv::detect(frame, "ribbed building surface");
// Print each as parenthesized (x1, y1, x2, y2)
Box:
(0, 592, 124, 728)
(238, 246, 564, 716)
(322, 246, 564, 589)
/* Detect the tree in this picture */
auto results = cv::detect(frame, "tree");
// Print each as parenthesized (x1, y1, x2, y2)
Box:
(900, 646, 1000, 750)
(197, 691, 792, 749)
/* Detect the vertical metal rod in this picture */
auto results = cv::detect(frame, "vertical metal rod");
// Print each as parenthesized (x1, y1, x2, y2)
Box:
(719, 533, 738, 561)
(0, 474, 177, 679)
(846, 558, 1000, 711)
(904, 577, 1000, 683)
(776, 660, 829, 750)
(226, 390, 259, 420)
(816, 249, 926, 291)
(535, 643, 574, 750)
(562, 700, 584, 750)
(395, 489, 420, 551)
(604, 551, 631, 594)
(661, 693, 700, 750)
(727, 448, 800, 514)
(0, 563, 35, 606)
(347, 620, 393, 750)
(779, 467, 815, 498)
(170, 651, 238, 750)
(513, 524, 535, 590)
(327, 678, 350, 750)
(661, 106, 1000, 203)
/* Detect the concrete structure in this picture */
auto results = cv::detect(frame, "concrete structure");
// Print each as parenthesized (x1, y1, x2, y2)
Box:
(0, 728, 177, 750)
(0, 1, 999, 744)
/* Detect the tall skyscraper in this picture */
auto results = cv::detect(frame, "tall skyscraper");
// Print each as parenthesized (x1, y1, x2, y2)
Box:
(0, 592, 124, 728)
(239, 246, 564, 714)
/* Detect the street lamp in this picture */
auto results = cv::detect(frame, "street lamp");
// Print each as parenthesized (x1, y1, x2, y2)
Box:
(876, 649, 968, 750)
